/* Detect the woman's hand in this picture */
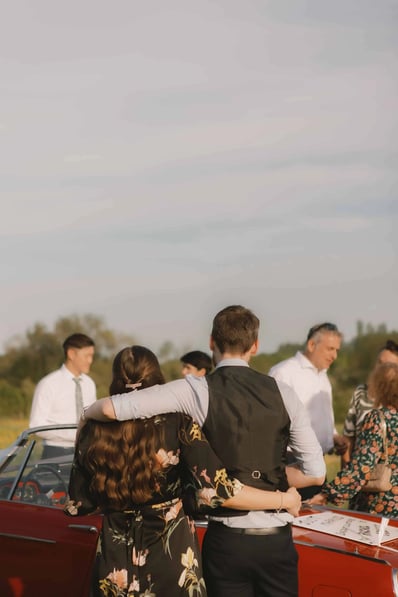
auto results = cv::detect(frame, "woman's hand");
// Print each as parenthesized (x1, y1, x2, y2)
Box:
(307, 492, 328, 506)
(64, 499, 82, 516)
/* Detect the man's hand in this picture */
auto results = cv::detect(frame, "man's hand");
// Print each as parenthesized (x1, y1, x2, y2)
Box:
(333, 434, 348, 456)
(284, 487, 302, 517)
(83, 397, 117, 422)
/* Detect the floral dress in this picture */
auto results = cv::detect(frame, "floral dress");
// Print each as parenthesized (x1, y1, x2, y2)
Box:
(65, 413, 241, 597)
(323, 407, 398, 517)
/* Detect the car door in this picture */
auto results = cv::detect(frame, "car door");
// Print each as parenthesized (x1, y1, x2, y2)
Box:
(0, 426, 102, 597)
(0, 501, 102, 597)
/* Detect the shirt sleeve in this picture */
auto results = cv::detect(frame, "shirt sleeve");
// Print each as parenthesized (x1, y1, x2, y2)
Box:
(342, 391, 357, 437)
(29, 378, 51, 428)
(276, 380, 326, 478)
(111, 378, 209, 426)
(269, 364, 291, 385)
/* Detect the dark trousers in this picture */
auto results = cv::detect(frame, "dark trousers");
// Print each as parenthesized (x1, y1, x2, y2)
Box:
(202, 522, 298, 597)
(297, 484, 323, 500)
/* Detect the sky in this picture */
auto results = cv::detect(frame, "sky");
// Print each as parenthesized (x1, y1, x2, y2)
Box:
(1, 0, 397, 356)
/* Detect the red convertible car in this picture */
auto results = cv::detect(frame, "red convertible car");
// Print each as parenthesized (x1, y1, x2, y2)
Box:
(1, 424, 398, 596)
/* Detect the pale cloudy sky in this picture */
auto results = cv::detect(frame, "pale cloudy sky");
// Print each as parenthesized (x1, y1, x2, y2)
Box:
(1, 0, 397, 355)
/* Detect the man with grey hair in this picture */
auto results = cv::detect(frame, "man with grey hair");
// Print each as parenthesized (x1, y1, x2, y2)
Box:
(269, 323, 347, 498)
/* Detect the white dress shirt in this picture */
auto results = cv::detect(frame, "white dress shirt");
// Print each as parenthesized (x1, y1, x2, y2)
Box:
(29, 364, 96, 448)
(269, 351, 336, 455)
(111, 358, 325, 528)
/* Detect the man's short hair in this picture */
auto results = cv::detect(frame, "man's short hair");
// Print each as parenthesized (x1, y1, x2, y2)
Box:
(211, 305, 259, 354)
(381, 339, 398, 356)
(306, 322, 342, 343)
(180, 350, 212, 374)
(63, 333, 95, 358)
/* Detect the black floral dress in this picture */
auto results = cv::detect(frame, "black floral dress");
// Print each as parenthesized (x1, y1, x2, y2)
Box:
(66, 413, 241, 597)
(323, 407, 398, 517)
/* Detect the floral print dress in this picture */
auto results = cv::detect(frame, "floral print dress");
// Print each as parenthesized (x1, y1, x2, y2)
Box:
(66, 413, 241, 597)
(323, 406, 398, 517)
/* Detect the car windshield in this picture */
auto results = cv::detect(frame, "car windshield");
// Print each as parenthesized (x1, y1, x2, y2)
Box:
(0, 425, 76, 508)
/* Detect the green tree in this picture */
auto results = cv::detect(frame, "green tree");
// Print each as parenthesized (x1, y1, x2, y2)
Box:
(0, 380, 27, 417)
(0, 316, 397, 421)
(158, 341, 179, 363)
(0, 314, 135, 415)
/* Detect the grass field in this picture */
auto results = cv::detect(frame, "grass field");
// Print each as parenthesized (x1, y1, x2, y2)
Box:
(324, 453, 341, 482)
(0, 417, 29, 448)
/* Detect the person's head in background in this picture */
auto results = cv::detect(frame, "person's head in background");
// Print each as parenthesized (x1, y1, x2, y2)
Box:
(304, 323, 343, 372)
(110, 345, 165, 394)
(180, 350, 212, 377)
(377, 340, 398, 365)
(63, 333, 95, 377)
(368, 362, 398, 409)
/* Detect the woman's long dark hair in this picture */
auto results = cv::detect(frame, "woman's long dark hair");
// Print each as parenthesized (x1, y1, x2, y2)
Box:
(80, 346, 166, 510)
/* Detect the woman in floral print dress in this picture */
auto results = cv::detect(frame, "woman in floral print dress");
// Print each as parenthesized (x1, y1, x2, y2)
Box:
(310, 362, 398, 518)
(66, 346, 301, 597)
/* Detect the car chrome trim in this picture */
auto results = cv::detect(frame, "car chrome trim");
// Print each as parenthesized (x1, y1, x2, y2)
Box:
(0, 532, 55, 543)
(7, 440, 36, 501)
(194, 520, 208, 529)
(294, 539, 392, 566)
(392, 568, 398, 596)
(19, 423, 78, 439)
(68, 524, 99, 534)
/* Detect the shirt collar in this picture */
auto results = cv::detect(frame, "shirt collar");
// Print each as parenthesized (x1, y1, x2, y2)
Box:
(295, 351, 326, 373)
(215, 358, 250, 368)
(61, 364, 82, 380)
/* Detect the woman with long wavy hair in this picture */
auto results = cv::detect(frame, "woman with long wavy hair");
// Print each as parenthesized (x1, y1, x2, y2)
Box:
(66, 345, 301, 597)
(310, 362, 398, 517)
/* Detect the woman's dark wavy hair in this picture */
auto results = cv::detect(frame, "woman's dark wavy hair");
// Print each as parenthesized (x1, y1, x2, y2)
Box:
(80, 346, 166, 510)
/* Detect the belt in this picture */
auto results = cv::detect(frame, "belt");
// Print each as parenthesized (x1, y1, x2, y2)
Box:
(208, 520, 290, 536)
(123, 497, 181, 516)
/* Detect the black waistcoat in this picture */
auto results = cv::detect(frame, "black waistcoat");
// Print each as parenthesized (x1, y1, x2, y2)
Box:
(203, 366, 290, 517)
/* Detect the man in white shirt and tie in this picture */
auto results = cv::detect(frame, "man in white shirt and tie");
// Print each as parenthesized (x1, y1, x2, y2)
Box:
(29, 333, 96, 458)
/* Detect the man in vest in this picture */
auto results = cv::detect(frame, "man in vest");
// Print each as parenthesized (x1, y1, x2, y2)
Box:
(84, 305, 325, 597)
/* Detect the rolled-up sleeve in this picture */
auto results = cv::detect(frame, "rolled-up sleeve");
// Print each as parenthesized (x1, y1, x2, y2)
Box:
(111, 377, 209, 426)
(277, 380, 326, 478)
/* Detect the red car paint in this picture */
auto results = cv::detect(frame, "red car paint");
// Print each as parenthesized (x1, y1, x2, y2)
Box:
(1, 426, 398, 597)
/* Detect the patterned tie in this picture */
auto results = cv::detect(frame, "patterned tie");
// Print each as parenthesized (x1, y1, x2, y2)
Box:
(73, 377, 84, 423)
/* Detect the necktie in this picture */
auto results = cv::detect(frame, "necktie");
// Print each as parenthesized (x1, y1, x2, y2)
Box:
(73, 377, 84, 422)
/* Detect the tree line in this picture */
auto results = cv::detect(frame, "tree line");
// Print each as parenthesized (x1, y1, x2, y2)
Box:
(0, 314, 396, 423)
